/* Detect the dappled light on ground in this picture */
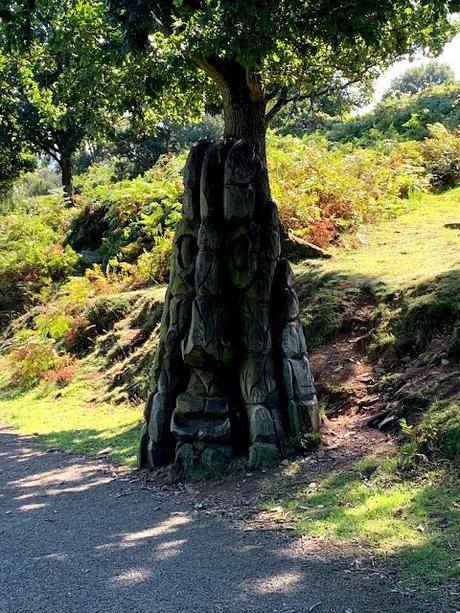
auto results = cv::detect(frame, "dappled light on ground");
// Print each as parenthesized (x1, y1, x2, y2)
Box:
(18, 502, 47, 512)
(250, 571, 304, 594)
(261, 450, 459, 588)
(122, 515, 192, 544)
(110, 568, 153, 587)
(0, 428, 447, 613)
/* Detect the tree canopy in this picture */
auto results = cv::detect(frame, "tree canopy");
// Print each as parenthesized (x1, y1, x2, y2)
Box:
(384, 60, 457, 98)
(0, 61, 35, 200)
(109, 0, 460, 140)
(0, 107, 35, 202)
(0, 0, 137, 197)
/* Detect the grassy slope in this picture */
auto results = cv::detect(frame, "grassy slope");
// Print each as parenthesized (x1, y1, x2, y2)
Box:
(0, 286, 166, 465)
(0, 361, 143, 465)
(1, 189, 458, 460)
(322, 188, 460, 287)
(0, 188, 459, 589)
(296, 188, 460, 351)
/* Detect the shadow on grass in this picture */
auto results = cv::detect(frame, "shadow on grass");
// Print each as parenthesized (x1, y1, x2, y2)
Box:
(294, 266, 460, 357)
(391, 268, 460, 355)
(294, 267, 381, 348)
(0, 379, 55, 402)
(267, 452, 460, 594)
(20, 423, 142, 466)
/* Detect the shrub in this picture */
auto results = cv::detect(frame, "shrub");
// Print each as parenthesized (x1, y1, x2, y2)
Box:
(68, 156, 183, 268)
(399, 399, 460, 467)
(268, 134, 426, 246)
(419, 123, 460, 189)
(326, 83, 460, 144)
(133, 234, 173, 285)
(67, 135, 430, 267)
(6, 331, 76, 387)
(59, 265, 121, 310)
(0, 195, 78, 312)
(7, 335, 58, 385)
(45, 355, 77, 386)
(35, 311, 74, 340)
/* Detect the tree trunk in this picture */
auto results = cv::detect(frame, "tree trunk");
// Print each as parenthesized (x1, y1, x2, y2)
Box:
(222, 92, 266, 155)
(220, 66, 271, 204)
(138, 67, 320, 473)
(60, 156, 74, 203)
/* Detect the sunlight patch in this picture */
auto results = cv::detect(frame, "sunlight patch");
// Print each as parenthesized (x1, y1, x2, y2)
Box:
(18, 502, 47, 511)
(250, 570, 303, 594)
(110, 568, 152, 587)
(122, 514, 192, 544)
(154, 538, 186, 560)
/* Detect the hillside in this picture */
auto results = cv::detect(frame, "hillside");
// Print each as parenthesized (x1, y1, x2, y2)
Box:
(1, 186, 458, 595)
(1, 187, 459, 456)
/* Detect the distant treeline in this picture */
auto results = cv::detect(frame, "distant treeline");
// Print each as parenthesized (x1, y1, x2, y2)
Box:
(274, 83, 460, 145)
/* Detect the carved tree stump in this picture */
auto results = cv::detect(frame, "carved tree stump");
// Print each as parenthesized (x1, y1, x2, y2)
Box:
(139, 139, 319, 472)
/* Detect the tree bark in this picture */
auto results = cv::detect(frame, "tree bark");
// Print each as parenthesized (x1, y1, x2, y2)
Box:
(197, 58, 267, 159)
(222, 87, 266, 154)
(59, 156, 74, 203)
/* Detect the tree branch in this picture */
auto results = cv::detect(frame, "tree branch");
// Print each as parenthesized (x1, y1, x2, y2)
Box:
(265, 64, 378, 125)
(265, 88, 289, 124)
(196, 55, 263, 103)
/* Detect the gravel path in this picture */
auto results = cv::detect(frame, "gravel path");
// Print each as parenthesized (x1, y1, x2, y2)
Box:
(0, 429, 453, 613)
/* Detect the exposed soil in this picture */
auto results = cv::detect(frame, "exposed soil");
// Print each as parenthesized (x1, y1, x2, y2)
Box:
(187, 332, 394, 516)
(158, 299, 459, 528)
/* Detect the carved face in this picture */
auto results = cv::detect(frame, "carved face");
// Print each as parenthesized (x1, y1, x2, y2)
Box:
(173, 219, 198, 288)
(172, 139, 280, 370)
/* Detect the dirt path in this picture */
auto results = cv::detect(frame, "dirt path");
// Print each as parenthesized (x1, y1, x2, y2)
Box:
(0, 428, 453, 613)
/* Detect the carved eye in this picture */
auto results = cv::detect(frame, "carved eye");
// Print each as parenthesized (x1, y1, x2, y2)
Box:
(231, 235, 250, 269)
(178, 234, 198, 269)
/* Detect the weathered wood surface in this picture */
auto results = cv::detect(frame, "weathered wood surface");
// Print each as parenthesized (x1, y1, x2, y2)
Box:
(139, 139, 319, 471)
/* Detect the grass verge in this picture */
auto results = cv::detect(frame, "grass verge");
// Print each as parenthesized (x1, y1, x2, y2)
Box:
(263, 455, 459, 590)
(0, 360, 142, 466)
(262, 394, 460, 593)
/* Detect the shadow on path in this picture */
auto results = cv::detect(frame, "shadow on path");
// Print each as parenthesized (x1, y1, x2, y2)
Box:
(0, 429, 452, 613)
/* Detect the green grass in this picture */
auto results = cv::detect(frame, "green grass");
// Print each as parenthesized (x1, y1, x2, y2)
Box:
(263, 393, 460, 590)
(0, 361, 142, 465)
(297, 188, 460, 351)
(263, 453, 460, 590)
(322, 188, 460, 288)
